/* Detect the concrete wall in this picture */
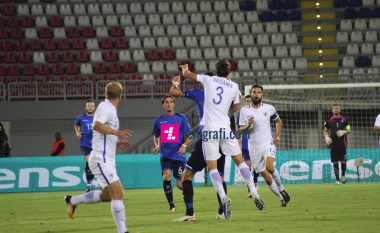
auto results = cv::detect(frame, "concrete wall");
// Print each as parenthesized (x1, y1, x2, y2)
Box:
(0, 98, 194, 157)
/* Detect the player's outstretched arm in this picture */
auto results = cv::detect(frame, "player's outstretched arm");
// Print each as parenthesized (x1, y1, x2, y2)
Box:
(273, 117, 282, 144)
(179, 64, 197, 81)
(323, 127, 332, 145)
(74, 125, 82, 140)
(152, 136, 160, 154)
(93, 121, 132, 137)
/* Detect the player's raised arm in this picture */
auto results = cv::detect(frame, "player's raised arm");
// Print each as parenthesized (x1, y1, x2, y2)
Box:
(169, 75, 185, 97)
(179, 64, 197, 81)
(74, 124, 82, 140)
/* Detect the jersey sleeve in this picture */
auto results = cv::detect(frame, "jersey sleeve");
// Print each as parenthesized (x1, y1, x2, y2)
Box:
(152, 118, 160, 137)
(183, 89, 197, 101)
(75, 116, 81, 126)
(233, 89, 240, 104)
(94, 104, 109, 124)
(375, 114, 380, 127)
(196, 74, 207, 85)
(239, 108, 248, 126)
(323, 117, 330, 129)
(270, 105, 279, 121)
(182, 115, 191, 137)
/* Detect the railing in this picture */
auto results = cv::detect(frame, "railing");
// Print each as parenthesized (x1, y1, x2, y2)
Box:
(7, 81, 94, 101)
(0, 83, 5, 102)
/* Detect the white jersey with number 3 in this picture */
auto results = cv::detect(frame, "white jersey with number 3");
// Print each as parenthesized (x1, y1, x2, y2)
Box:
(197, 74, 240, 129)
(239, 103, 279, 150)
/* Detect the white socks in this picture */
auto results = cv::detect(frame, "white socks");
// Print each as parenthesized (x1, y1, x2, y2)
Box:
(238, 163, 258, 198)
(71, 190, 101, 205)
(272, 168, 285, 191)
(267, 181, 283, 200)
(209, 169, 226, 200)
(111, 200, 127, 233)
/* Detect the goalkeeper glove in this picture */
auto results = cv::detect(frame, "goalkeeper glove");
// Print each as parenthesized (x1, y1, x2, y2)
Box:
(336, 130, 347, 137)
(324, 136, 332, 145)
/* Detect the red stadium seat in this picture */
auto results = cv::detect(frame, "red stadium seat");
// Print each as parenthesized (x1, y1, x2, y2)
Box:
(66, 64, 79, 74)
(56, 39, 70, 50)
(0, 66, 6, 76)
(7, 65, 20, 76)
(28, 40, 42, 50)
(3, 53, 17, 63)
(1, 5, 16, 16)
(22, 65, 35, 75)
(109, 26, 124, 37)
(6, 17, 19, 27)
(94, 63, 107, 74)
(75, 51, 89, 62)
(9, 28, 24, 39)
(51, 64, 65, 75)
(108, 63, 122, 73)
(161, 49, 175, 60)
(48, 16, 63, 27)
(18, 52, 32, 63)
(146, 49, 160, 60)
(71, 39, 85, 50)
(14, 39, 28, 51)
(228, 59, 237, 71)
(42, 39, 56, 50)
(46, 51, 60, 63)
(0, 40, 12, 51)
(128, 73, 140, 80)
(123, 63, 137, 73)
(20, 17, 34, 27)
(103, 50, 118, 62)
(36, 64, 50, 75)
(99, 38, 113, 49)
(114, 38, 128, 49)
(61, 51, 74, 63)
(38, 28, 53, 39)
(82, 27, 95, 38)
(0, 28, 7, 39)
(0, 18, 4, 27)
(157, 73, 169, 80)
(66, 27, 81, 38)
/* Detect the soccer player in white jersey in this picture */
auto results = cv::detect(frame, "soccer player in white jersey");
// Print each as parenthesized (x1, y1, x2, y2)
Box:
(180, 59, 264, 219)
(239, 84, 290, 207)
(374, 113, 380, 147)
(65, 82, 133, 233)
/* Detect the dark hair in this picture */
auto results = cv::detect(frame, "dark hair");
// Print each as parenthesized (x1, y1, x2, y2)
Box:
(205, 71, 214, 76)
(245, 95, 252, 99)
(251, 84, 264, 93)
(216, 58, 230, 77)
(161, 95, 175, 104)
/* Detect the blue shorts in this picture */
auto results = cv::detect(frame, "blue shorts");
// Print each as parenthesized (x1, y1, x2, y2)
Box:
(242, 149, 250, 162)
(81, 146, 92, 157)
(160, 157, 186, 180)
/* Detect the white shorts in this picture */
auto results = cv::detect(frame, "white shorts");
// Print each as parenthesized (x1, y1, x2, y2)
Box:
(202, 126, 241, 161)
(88, 154, 119, 189)
(249, 144, 277, 173)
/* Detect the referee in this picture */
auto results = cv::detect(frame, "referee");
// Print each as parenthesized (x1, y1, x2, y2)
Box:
(323, 104, 351, 184)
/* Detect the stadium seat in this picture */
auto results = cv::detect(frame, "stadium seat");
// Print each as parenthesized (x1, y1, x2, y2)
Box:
(54, 28, 66, 38)
(276, 46, 288, 57)
(148, 14, 161, 25)
(130, 2, 142, 14)
(214, 35, 227, 47)
(143, 38, 156, 49)
(347, 44, 360, 55)
(167, 25, 179, 36)
(45, 51, 59, 63)
(3, 53, 16, 63)
(120, 15, 132, 26)
(340, 20, 353, 30)
(209, 24, 222, 35)
(365, 31, 378, 42)
(186, 2, 198, 12)
(295, 58, 307, 69)
(7, 65, 20, 76)
(204, 12, 217, 24)
(6, 17, 19, 27)
(75, 51, 89, 62)
(146, 49, 160, 60)
(336, 31, 349, 42)
(257, 34, 269, 45)
(227, 35, 241, 46)
(344, 8, 357, 19)
(36, 16, 48, 27)
(42, 39, 56, 50)
(267, 58, 280, 70)
(73, 4, 86, 15)
(78, 16, 90, 27)
(31, 5, 43, 16)
(185, 36, 198, 47)
(237, 23, 250, 34)
(20, 16, 34, 27)
(204, 48, 217, 59)
(257, 0, 269, 10)
(367, 67, 379, 80)
(342, 56, 355, 68)
(242, 35, 255, 46)
(266, 22, 278, 33)
(181, 25, 193, 36)
(369, 18, 380, 30)
(281, 58, 294, 69)
(119, 50, 131, 62)
(144, 2, 157, 13)
(194, 61, 207, 72)
(153, 26, 165, 36)
(80, 63, 93, 74)
(351, 31, 364, 42)
(22, 65, 35, 76)
(271, 71, 285, 83)
(28, 40, 42, 51)
(17, 5, 29, 16)
(176, 14, 189, 24)
(289, 10, 301, 21)
(158, 2, 170, 13)
(190, 48, 203, 60)
(36, 64, 49, 75)
(114, 38, 128, 49)
(199, 1, 212, 12)
(101, 3, 114, 14)
(218, 12, 231, 24)
(157, 37, 170, 48)
(82, 27, 95, 38)
(361, 43, 374, 54)
(129, 38, 142, 49)
(338, 68, 351, 81)
(96, 27, 109, 38)
(218, 47, 231, 58)
(252, 59, 265, 70)
(191, 13, 203, 24)
(352, 68, 366, 81)
(25, 28, 37, 39)
(162, 49, 175, 60)
(247, 47, 259, 58)
(251, 22, 264, 33)
(162, 14, 175, 25)
(92, 15, 105, 26)
(354, 19, 367, 30)
(51, 64, 65, 75)
(280, 21, 292, 32)
(124, 26, 137, 37)
(357, 56, 371, 67)
(132, 50, 145, 61)
(200, 36, 213, 47)
(106, 16, 118, 27)
(271, 34, 284, 45)
(172, 2, 185, 13)
(49, 16, 63, 27)
(59, 4, 72, 15)
(134, 15, 147, 26)
(90, 51, 103, 62)
(94, 63, 107, 74)
(18, 52, 31, 63)
(64, 16, 76, 27)
(152, 61, 165, 73)
(171, 37, 185, 48)
(108, 63, 121, 74)
(214, 1, 227, 11)
(138, 26, 151, 37)
(246, 11, 259, 22)
(86, 38, 99, 50)
(232, 47, 245, 59)
(285, 33, 298, 44)
(142, 74, 154, 86)
(66, 64, 79, 74)
(57, 39, 70, 50)
(261, 46, 274, 57)
(195, 25, 207, 35)
(103, 51, 118, 62)
(260, 11, 274, 22)
(232, 12, 245, 23)
(176, 49, 189, 60)
(358, 7, 372, 18)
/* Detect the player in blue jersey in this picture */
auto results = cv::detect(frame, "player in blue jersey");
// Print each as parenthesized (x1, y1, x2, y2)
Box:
(74, 100, 96, 192)
(170, 74, 228, 221)
(152, 95, 192, 212)
(236, 95, 260, 196)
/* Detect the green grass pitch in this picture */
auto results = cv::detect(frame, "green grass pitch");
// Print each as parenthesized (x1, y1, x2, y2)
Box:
(0, 183, 379, 233)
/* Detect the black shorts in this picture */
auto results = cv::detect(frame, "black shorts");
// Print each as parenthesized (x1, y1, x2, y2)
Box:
(185, 139, 226, 176)
(160, 157, 185, 180)
(330, 148, 346, 162)
(242, 149, 250, 162)
(81, 146, 92, 157)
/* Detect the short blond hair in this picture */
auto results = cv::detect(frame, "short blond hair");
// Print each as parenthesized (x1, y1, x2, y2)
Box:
(105, 82, 123, 100)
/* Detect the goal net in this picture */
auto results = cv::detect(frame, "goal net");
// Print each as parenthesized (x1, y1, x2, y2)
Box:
(236, 82, 380, 184)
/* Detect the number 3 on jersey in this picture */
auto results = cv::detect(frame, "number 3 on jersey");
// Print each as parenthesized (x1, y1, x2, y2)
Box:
(213, 86, 224, 105)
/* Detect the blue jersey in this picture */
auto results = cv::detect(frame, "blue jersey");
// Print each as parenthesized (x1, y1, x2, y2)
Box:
(75, 114, 94, 148)
(182, 88, 204, 122)
(153, 113, 191, 161)
(236, 111, 249, 151)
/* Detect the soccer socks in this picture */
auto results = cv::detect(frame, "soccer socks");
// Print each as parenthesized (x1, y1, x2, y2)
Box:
(70, 190, 101, 205)
(217, 181, 228, 214)
(111, 200, 128, 233)
(238, 163, 258, 198)
(267, 180, 283, 200)
(272, 168, 284, 191)
(209, 169, 226, 200)
(163, 180, 174, 208)
(333, 163, 340, 181)
(341, 162, 347, 177)
(85, 161, 94, 185)
(182, 180, 194, 216)
(253, 170, 260, 191)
